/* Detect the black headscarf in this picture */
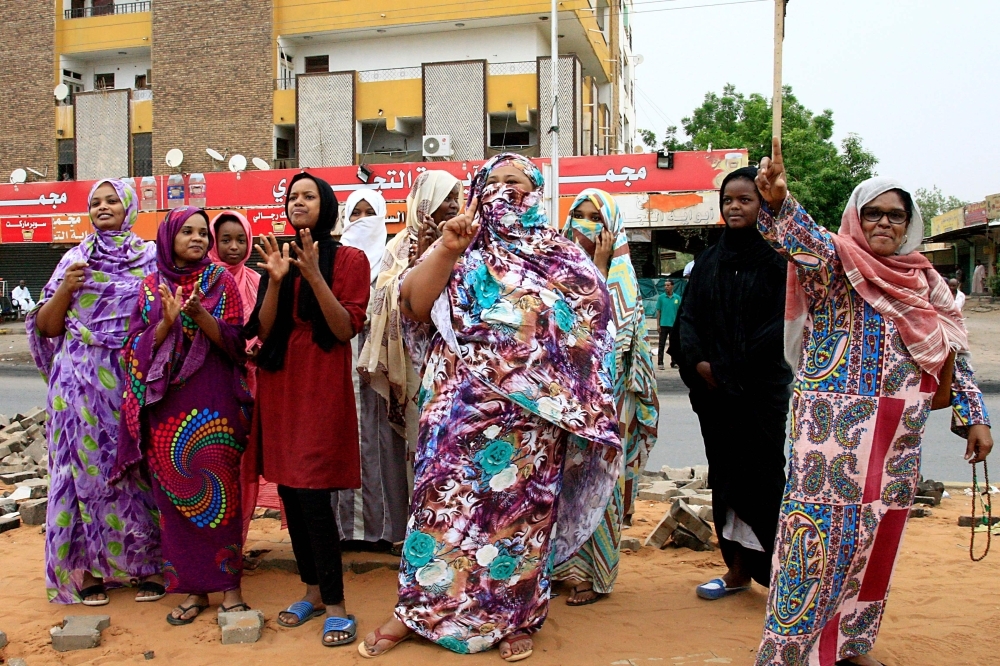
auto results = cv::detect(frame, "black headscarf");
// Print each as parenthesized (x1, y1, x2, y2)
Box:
(716, 166, 775, 266)
(249, 171, 340, 371)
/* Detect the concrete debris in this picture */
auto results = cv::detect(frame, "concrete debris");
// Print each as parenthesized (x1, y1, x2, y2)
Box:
(620, 537, 642, 552)
(15, 478, 48, 499)
(0, 497, 16, 515)
(19, 498, 48, 525)
(50, 615, 110, 652)
(644, 512, 680, 549)
(909, 506, 932, 518)
(218, 610, 265, 644)
(0, 628, 7, 648)
(0, 513, 20, 533)
(681, 478, 706, 491)
(670, 526, 714, 552)
(958, 515, 1000, 528)
(660, 466, 694, 481)
(671, 500, 714, 544)
(638, 481, 683, 502)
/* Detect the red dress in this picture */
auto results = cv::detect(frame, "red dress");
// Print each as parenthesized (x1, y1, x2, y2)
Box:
(253, 246, 370, 490)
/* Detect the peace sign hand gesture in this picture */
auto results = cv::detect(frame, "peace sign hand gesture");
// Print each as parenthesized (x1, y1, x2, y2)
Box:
(756, 137, 788, 211)
(255, 233, 291, 283)
(158, 284, 185, 328)
(440, 196, 479, 257)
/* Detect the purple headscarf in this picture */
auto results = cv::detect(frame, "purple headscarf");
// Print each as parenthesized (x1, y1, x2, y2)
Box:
(156, 206, 213, 284)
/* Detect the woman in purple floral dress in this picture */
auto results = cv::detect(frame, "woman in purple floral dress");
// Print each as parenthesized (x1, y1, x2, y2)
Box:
(359, 154, 622, 662)
(28, 178, 163, 605)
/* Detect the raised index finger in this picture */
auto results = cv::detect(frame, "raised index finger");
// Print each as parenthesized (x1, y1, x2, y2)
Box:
(771, 137, 783, 168)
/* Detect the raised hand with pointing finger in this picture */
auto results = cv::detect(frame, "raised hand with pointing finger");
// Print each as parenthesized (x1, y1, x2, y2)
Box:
(756, 137, 788, 211)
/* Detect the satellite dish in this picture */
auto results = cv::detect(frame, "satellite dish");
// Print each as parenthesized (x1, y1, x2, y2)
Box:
(54, 84, 70, 101)
(252, 157, 270, 171)
(228, 154, 247, 172)
(165, 148, 184, 168)
(9, 169, 27, 184)
(206, 148, 225, 161)
(633, 54, 645, 66)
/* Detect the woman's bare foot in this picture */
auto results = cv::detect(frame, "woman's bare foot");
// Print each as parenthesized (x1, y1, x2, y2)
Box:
(169, 594, 209, 622)
(566, 582, 603, 606)
(360, 617, 411, 656)
(135, 574, 165, 601)
(499, 631, 534, 661)
(278, 585, 325, 626)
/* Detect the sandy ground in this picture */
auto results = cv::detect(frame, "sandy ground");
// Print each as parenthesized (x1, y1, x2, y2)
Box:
(2, 495, 999, 666)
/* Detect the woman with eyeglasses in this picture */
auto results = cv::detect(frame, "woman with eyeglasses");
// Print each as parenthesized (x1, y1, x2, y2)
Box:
(753, 139, 992, 666)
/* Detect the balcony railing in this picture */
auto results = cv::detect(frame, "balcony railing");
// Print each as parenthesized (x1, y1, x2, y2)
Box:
(275, 78, 296, 91)
(64, 1, 150, 19)
(273, 158, 298, 170)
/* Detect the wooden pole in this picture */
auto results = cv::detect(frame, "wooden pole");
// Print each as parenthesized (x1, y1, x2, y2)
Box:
(772, 0, 786, 141)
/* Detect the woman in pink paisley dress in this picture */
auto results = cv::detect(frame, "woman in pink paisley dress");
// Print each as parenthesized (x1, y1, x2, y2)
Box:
(753, 139, 992, 666)
(359, 153, 622, 661)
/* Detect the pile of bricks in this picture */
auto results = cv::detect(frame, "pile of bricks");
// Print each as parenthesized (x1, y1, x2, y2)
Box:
(639, 466, 716, 552)
(0, 408, 50, 533)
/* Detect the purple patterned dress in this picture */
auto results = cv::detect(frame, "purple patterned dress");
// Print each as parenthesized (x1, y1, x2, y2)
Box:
(394, 154, 622, 653)
(26, 178, 161, 604)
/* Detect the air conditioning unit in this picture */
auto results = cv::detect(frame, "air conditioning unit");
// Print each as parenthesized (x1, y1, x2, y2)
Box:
(422, 135, 453, 158)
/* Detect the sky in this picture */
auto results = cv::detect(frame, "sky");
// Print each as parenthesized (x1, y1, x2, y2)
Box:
(631, 0, 1000, 203)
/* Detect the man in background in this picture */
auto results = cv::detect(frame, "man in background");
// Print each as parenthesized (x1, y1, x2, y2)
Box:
(11, 280, 35, 317)
(949, 277, 966, 312)
(653, 280, 681, 370)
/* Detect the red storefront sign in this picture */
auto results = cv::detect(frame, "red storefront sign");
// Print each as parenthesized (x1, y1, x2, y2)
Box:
(1, 216, 53, 243)
(964, 201, 988, 227)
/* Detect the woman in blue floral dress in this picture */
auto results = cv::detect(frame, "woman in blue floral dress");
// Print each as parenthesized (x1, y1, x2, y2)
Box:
(359, 154, 622, 661)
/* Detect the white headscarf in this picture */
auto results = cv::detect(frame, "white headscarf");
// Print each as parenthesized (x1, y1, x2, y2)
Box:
(341, 189, 388, 284)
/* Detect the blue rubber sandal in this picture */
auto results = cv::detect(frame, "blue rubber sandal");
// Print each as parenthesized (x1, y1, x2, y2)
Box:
(277, 601, 324, 628)
(696, 577, 751, 600)
(322, 614, 357, 647)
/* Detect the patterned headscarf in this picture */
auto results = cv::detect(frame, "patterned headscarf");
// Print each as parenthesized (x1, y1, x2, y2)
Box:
(357, 170, 462, 436)
(156, 206, 213, 284)
(563, 188, 659, 516)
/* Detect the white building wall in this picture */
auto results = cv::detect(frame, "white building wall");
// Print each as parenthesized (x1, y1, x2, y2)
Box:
(287, 25, 549, 73)
(61, 55, 151, 92)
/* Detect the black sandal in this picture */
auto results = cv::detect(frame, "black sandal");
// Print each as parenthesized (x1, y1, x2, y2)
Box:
(135, 580, 166, 602)
(218, 602, 252, 613)
(79, 583, 109, 607)
(566, 583, 606, 607)
(166, 601, 209, 626)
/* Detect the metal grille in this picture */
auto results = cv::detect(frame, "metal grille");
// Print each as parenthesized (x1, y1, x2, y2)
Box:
(487, 62, 536, 76)
(75, 89, 130, 180)
(359, 67, 421, 83)
(297, 72, 355, 168)
(424, 61, 485, 161)
(538, 56, 581, 157)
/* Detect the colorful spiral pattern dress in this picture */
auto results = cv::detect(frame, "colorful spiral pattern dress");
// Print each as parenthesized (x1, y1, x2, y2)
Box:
(117, 265, 252, 594)
(754, 198, 990, 666)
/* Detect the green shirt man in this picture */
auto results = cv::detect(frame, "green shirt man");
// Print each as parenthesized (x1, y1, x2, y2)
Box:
(653, 281, 681, 368)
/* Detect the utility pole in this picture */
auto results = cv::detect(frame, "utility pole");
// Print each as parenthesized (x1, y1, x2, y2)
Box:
(549, 0, 559, 220)
(772, 0, 787, 140)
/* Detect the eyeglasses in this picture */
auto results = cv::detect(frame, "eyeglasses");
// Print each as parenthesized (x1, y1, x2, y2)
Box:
(861, 207, 909, 226)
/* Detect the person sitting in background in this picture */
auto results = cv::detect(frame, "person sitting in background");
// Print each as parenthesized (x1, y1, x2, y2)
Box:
(12, 280, 35, 316)
(949, 277, 966, 311)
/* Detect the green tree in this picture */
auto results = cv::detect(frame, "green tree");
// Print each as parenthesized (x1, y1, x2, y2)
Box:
(638, 126, 691, 152)
(675, 84, 878, 229)
(914, 186, 966, 237)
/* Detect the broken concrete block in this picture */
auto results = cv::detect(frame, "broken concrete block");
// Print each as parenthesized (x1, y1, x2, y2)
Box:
(693, 504, 714, 523)
(0, 421, 24, 436)
(620, 537, 641, 552)
(670, 526, 714, 551)
(958, 515, 1000, 527)
(638, 481, 683, 502)
(0, 628, 7, 648)
(19, 498, 48, 525)
(16, 478, 48, 499)
(18, 407, 46, 429)
(644, 512, 679, 549)
(641, 470, 666, 481)
(0, 514, 20, 533)
(0, 414, 9, 426)
(24, 424, 43, 441)
(0, 432, 26, 452)
(671, 500, 714, 544)
(661, 466, 694, 481)
(23, 439, 46, 466)
(692, 465, 709, 480)
(0, 471, 36, 485)
(0, 497, 16, 515)
(682, 478, 706, 491)
(681, 495, 713, 507)
(913, 496, 936, 507)
(50, 615, 110, 652)
(0, 444, 11, 460)
(218, 610, 264, 645)
(7, 486, 31, 501)
(909, 507, 932, 518)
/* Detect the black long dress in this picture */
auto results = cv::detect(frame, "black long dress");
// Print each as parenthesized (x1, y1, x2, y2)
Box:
(677, 225, 792, 586)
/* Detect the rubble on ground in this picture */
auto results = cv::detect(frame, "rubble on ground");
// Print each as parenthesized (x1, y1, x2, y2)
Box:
(0, 409, 48, 486)
(638, 465, 716, 551)
(50, 615, 110, 652)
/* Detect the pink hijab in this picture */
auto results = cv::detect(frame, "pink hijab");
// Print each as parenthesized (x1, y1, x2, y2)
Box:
(209, 210, 260, 323)
(785, 178, 967, 380)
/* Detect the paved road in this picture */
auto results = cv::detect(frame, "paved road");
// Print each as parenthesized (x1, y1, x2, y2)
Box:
(1, 373, 992, 484)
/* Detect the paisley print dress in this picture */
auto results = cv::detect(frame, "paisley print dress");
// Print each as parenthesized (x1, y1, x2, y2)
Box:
(755, 198, 990, 666)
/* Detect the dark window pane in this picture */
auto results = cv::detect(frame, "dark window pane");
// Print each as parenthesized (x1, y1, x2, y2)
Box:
(95, 73, 115, 89)
(304, 55, 329, 74)
(57, 139, 75, 165)
(132, 133, 152, 177)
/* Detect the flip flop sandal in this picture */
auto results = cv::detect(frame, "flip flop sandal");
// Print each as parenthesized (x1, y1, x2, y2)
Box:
(218, 602, 252, 614)
(135, 581, 166, 603)
(79, 584, 109, 607)
(166, 602, 209, 626)
(696, 577, 751, 600)
(501, 632, 534, 663)
(566, 585, 606, 607)
(357, 627, 411, 658)
(276, 601, 324, 628)
(322, 614, 357, 647)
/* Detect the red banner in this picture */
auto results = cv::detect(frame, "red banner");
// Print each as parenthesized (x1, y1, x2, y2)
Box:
(0, 150, 746, 243)
(1, 216, 53, 243)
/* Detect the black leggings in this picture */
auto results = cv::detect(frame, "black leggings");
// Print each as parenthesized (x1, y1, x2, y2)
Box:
(658, 326, 672, 366)
(277, 485, 345, 605)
